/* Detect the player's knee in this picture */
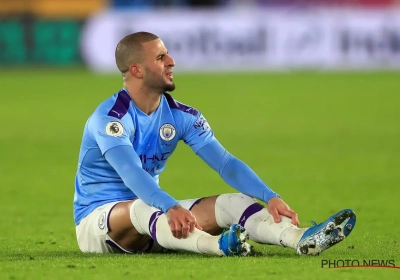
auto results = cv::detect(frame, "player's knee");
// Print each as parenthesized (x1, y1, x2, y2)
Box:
(215, 193, 262, 227)
(130, 199, 160, 235)
(216, 193, 260, 214)
(218, 193, 258, 206)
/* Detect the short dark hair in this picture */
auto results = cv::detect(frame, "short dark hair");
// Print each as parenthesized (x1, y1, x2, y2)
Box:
(115, 32, 159, 74)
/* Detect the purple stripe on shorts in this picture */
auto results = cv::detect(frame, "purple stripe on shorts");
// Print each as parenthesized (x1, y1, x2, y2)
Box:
(189, 198, 203, 210)
(148, 211, 163, 242)
(163, 93, 199, 117)
(107, 89, 131, 119)
(238, 203, 263, 227)
(106, 203, 119, 232)
(105, 239, 131, 254)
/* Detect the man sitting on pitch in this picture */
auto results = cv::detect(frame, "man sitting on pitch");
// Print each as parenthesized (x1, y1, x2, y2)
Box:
(74, 31, 356, 256)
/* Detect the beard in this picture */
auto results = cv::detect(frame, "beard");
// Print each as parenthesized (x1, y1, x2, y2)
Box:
(144, 69, 175, 93)
(163, 82, 175, 92)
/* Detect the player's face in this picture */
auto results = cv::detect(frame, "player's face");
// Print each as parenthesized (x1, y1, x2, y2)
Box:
(142, 39, 175, 92)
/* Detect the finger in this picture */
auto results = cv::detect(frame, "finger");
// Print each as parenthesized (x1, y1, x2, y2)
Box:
(282, 208, 299, 226)
(291, 211, 300, 226)
(181, 222, 190, 239)
(175, 222, 183, 239)
(169, 221, 178, 238)
(194, 220, 203, 231)
(188, 212, 202, 231)
(188, 220, 195, 233)
(270, 207, 281, 223)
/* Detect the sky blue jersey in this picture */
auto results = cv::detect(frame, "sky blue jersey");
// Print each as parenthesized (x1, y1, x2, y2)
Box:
(74, 89, 214, 225)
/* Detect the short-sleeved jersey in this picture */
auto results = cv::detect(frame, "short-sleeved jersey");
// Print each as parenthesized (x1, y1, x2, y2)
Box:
(74, 89, 214, 225)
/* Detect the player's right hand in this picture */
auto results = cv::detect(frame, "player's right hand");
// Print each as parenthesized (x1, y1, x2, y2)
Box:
(166, 205, 202, 239)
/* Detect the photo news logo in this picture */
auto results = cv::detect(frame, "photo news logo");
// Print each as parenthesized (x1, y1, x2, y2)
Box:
(321, 259, 400, 270)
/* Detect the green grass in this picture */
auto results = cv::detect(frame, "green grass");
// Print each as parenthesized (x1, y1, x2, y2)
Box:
(0, 70, 399, 279)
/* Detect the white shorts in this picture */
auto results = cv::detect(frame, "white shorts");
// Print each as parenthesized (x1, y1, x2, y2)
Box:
(75, 198, 202, 254)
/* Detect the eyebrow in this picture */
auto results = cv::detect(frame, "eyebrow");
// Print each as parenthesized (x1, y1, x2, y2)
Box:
(157, 50, 168, 57)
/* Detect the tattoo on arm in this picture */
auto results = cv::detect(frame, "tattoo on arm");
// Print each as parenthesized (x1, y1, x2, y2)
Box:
(171, 205, 182, 210)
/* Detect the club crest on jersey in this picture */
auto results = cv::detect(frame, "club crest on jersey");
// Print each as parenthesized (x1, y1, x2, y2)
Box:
(159, 123, 176, 141)
(98, 212, 106, 230)
(105, 121, 124, 137)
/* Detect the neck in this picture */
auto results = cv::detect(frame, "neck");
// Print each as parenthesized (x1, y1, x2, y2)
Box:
(124, 83, 162, 115)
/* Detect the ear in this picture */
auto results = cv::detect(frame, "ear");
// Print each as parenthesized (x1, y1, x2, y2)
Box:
(129, 64, 143, 79)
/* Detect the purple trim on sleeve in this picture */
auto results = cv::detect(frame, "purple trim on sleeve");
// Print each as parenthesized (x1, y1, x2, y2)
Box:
(163, 93, 199, 117)
(148, 211, 163, 242)
(238, 203, 264, 227)
(107, 89, 131, 119)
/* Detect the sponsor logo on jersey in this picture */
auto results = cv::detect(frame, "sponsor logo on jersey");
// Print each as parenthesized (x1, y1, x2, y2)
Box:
(105, 121, 124, 137)
(159, 123, 176, 141)
(193, 116, 211, 136)
(139, 152, 170, 164)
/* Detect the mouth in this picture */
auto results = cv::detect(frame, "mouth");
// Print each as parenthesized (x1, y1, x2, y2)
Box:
(166, 72, 173, 81)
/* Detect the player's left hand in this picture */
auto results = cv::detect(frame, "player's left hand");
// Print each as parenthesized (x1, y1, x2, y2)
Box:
(267, 197, 300, 226)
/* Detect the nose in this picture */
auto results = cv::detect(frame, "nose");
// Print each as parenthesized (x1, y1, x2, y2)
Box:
(166, 54, 175, 67)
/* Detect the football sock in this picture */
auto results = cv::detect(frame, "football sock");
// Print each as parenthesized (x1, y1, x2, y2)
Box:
(130, 199, 223, 255)
(215, 193, 307, 249)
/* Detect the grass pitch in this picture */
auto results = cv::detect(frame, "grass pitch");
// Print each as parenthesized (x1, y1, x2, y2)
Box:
(0, 70, 399, 279)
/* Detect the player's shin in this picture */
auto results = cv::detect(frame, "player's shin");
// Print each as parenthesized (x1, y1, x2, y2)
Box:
(215, 193, 306, 249)
(154, 214, 223, 255)
(130, 199, 223, 255)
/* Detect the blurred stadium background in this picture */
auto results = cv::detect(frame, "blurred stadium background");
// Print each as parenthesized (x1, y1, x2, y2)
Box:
(1, 1, 400, 279)
(1, 0, 400, 70)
